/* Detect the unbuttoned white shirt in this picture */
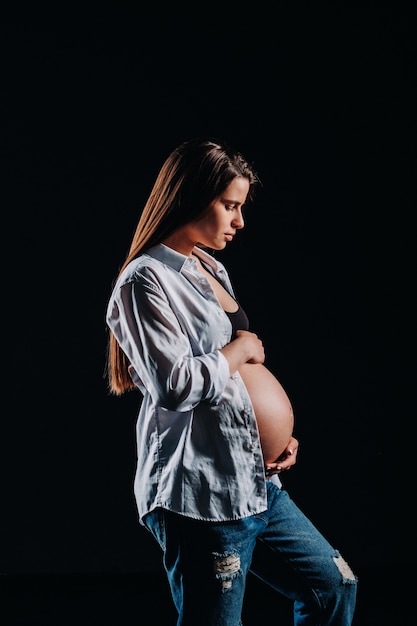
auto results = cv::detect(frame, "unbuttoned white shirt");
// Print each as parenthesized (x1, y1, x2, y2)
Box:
(106, 243, 268, 523)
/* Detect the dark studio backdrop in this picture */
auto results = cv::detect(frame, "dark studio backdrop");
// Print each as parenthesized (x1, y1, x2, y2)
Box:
(2, 0, 415, 622)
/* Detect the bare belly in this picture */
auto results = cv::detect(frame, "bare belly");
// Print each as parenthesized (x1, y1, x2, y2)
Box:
(238, 363, 294, 464)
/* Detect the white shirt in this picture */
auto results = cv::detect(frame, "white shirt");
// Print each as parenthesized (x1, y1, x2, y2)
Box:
(106, 243, 268, 523)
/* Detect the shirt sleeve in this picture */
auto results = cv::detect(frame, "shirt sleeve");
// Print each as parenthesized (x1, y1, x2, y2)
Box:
(107, 270, 231, 411)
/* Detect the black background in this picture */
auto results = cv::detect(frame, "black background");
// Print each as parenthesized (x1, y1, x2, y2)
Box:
(2, 0, 415, 622)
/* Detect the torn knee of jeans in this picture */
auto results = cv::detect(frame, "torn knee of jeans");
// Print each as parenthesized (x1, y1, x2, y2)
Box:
(213, 551, 241, 591)
(333, 551, 357, 584)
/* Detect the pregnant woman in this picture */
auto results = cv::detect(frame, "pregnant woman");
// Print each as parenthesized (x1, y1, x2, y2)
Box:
(106, 138, 357, 626)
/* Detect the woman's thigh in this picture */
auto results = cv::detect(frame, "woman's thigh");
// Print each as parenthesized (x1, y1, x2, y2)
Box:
(145, 509, 266, 626)
(251, 483, 357, 601)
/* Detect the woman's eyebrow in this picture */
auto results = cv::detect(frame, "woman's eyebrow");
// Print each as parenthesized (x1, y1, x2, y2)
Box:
(221, 196, 245, 206)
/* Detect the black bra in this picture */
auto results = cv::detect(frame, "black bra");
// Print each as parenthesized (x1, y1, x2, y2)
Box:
(225, 304, 250, 334)
(195, 254, 250, 333)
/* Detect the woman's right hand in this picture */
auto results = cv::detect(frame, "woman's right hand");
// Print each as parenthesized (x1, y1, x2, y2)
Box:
(220, 330, 265, 375)
(235, 329, 265, 364)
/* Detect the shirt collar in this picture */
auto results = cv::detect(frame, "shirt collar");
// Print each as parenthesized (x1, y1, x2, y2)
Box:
(146, 243, 220, 274)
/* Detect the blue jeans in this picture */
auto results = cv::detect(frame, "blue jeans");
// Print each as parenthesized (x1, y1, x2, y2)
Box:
(143, 481, 357, 625)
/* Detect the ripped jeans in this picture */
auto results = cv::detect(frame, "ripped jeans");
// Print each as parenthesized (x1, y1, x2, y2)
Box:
(143, 481, 357, 626)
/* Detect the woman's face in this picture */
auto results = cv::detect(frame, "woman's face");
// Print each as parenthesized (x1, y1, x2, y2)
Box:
(186, 176, 250, 251)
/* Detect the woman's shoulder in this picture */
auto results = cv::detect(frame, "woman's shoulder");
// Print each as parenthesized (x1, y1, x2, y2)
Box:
(120, 253, 166, 285)
(118, 245, 187, 288)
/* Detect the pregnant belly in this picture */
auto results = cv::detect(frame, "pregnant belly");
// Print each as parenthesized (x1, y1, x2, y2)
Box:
(238, 363, 294, 464)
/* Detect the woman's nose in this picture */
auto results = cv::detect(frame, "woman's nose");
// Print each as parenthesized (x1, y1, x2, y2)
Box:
(233, 209, 245, 229)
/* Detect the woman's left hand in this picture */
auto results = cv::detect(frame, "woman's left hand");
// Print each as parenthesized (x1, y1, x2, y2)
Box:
(265, 436, 299, 475)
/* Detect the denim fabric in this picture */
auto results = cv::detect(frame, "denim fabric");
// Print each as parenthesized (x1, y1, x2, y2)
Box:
(143, 481, 357, 626)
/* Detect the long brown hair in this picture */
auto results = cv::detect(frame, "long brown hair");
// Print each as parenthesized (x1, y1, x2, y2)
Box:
(106, 137, 260, 395)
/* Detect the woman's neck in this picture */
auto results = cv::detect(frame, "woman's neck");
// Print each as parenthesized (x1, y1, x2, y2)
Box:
(162, 233, 195, 257)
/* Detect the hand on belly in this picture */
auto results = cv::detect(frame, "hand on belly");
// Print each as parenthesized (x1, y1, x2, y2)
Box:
(238, 362, 294, 464)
